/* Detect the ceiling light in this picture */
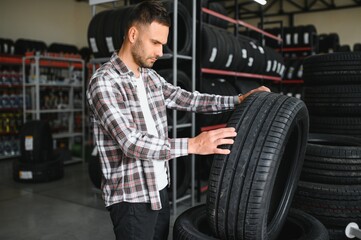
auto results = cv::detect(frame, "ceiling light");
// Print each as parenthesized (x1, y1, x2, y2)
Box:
(254, 0, 267, 5)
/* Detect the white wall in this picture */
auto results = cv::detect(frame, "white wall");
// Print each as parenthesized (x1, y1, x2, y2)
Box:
(0, 0, 92, 48)
(249, 7, 361, 48)
(294, 8, 361, 47)
(0, 1, 360, 49)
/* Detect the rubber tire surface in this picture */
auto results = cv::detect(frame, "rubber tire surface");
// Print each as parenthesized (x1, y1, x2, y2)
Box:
(278, 208, 329, 240)
(19, 120, 53, 163)
(303, 52, 361, 85)
(168, 156, 192, 200)
(207, 92, 309, 240)
(13, 158, 64, 183)
(173, 206, 329, 240)
(292, 181, 361, 227)
(301, 136, 361, 184)
(88, 147, 102, 189)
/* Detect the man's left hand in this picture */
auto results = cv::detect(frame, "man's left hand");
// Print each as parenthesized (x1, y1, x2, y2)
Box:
(238, 86, 270, 104)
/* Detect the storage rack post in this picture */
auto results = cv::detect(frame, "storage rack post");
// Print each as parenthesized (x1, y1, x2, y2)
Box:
(170, 0, 197, 216)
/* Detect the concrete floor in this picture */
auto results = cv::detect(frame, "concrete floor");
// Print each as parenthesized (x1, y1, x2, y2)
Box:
(0, 159, 199, 240)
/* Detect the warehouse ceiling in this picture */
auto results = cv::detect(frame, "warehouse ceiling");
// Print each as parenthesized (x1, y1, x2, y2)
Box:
(80, 0, 361, 19)
(223, 0, 361, 19)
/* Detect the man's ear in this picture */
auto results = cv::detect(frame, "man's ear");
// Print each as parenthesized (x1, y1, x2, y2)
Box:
(128, 26, 138, 44)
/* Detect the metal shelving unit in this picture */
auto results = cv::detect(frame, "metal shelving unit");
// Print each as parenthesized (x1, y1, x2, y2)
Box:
(22, 54, 85, 164)
(0, 54, 24, 160)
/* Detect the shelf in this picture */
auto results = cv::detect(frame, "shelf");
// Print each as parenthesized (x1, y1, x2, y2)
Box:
(0, 55, 22, 65)
(282, 80, 304, 84)
(64, 157, 83, 165)
(25, 109, 82, 113)
(53, 132, 83, 139)
(1, 55, 83, 69)
(25, 82, 82, 88)
(0, 83, 22, 88)
(0, 108, 22, 112)
(276, 47, 313, 52)
(0, 131, 20, 136)
(200, 123, 227, 132)
(0, 154, 20, 160)
(159, 53, 192, 60)
(202, 7, 282, 42)
(168, 123, 192, 130)
(201, 68, 282, 82)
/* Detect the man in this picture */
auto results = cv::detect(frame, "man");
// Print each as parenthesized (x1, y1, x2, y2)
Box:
(86, 1, 270, 239)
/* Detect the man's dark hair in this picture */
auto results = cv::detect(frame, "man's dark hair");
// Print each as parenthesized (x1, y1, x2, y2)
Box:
(125, 0, 171, 35)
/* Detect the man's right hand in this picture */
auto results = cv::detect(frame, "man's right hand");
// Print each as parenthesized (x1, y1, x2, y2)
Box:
(188, 127, 237, 155)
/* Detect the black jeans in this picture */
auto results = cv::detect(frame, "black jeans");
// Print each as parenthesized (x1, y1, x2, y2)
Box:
(108, 188, 170, 240)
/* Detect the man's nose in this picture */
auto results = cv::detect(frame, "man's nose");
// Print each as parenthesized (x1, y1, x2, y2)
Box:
(156, 45, 163, 58)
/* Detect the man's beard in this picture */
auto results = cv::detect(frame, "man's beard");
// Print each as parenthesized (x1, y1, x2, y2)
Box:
(131, 39, 156, 68)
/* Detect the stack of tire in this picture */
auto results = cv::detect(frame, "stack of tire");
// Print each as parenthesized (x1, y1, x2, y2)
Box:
(201, 24, 285, 78)
(87, 1, 192, 59)
(173, 92, 329, 239)
(14, 38, 47, 55)
(0, 38, 15, 55)
(318, 33, 340, 53)
(292, 52, 361, 240)
(262, 25, 319, 54)
(13, 120, 64, 183)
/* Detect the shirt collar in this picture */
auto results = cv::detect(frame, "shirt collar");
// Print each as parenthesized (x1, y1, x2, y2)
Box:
(110, 52, 149, 79)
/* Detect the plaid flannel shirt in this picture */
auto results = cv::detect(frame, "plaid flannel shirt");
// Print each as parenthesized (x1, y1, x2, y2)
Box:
(87, 53, 236, 210)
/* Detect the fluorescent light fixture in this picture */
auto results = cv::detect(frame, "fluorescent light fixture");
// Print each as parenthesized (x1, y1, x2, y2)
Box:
(253, 0, 267, 5)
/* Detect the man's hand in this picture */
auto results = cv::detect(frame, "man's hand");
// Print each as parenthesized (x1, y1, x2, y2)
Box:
(238, 86, 270, 103)
(188, 127, 237, 155)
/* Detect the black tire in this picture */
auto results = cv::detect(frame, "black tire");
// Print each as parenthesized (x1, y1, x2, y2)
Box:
(336, 45, 351, 52)
(173, 204, 219, 240)
(203, 2, 228, 29)
(168, 156, 192, 200)
(304, 85, 361, 116)
(278, 208, 329, 240)
(303, 52, 361, 85)
(309, 116, 361, 137)
(105, 6, 133, 54)
(207, 92, 309, 240)
(292, 181, 361, 228)
(13, 158, 64, 183)
(301, 134, 361, 184)
(88, 146, 102, 189)
(233, 79, 261, 95)
(48, 43, 79, 54)
(14, 39, 47, 55)
(87, 10, 113, 58)
(19, 120, 53, 163)
(163, 0, 192, 56)
(173, 206, 329, 240)
(198, 78, 238, 127)
(201, 25, 229, 70)
(354, 43, 361, 52)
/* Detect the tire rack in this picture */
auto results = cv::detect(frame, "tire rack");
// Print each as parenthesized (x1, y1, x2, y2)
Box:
(22, 54, 86, 165)
(197, 2, 283, 201)
(88, 0, 197, 216)
(0, 54, 23, 160)
(278, 46, 317, 99)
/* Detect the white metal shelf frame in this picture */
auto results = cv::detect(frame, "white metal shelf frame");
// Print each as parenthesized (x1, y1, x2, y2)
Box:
(22, 54, 86, 164)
